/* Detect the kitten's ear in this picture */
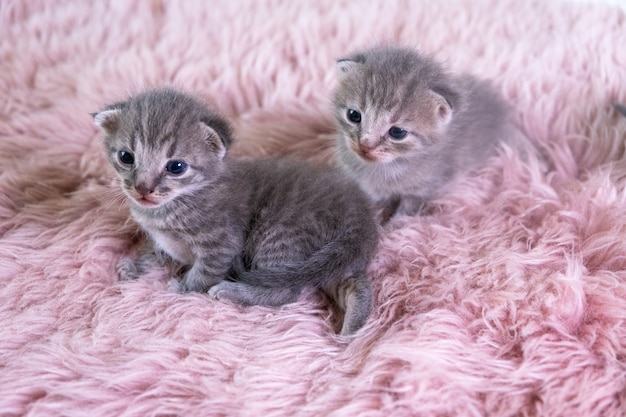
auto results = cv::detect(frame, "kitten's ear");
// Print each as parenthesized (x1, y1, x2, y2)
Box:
(427, 90, 454, 129)
(92, 109, 122, 134)
(199, 120, 231, 160)
(336, 55, 365, 80)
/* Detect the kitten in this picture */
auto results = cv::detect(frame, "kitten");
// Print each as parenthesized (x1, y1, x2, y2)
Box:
(93, 88, 379, 335)
(333, 46, 512, 222)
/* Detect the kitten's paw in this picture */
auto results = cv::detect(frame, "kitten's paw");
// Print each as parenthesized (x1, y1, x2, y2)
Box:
(375, 196, 401, 225)
(208, 281, 237, 301)
(168, 278, 183, 292)
(178, 280, 199, 293)
(178, 275, 211, 293)
(208, 282, 226, 300)
(116, 258, 139, 281)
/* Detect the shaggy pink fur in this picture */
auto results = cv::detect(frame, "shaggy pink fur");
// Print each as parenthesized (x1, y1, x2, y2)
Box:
(1, 0, 626, 416)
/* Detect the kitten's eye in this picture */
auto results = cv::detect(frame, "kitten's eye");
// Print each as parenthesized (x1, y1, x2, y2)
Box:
(118, 150, 134, 165)
(166, 160, 187, 175)
(347, 109, 362, 123)
(388, 126, 408, 140)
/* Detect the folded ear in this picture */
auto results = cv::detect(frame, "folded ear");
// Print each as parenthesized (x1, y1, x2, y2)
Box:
(427, 90, 454, 130)
(92, 109, 122, 135)
(199, 120, 230, 160)
(336, 54, 366, 81)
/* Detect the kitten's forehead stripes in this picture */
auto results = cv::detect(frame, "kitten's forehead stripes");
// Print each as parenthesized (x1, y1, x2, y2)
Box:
(166, 138, 177, 159)
(130, 133, 137, 152)
(390, 109, 404, 126)
(362, 71, 371, 114)
(362, 67, 405, 115)
(160, 110, 186, 146)
(398, 76, 419, 114)
(137, 101, 147, 148)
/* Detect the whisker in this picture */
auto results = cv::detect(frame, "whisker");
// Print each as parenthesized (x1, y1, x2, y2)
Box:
(86, 185, 130, 212)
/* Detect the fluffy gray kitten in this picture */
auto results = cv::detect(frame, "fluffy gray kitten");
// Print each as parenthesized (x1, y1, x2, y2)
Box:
(334, 46, 512, 222)
(94, 88, 379, 335)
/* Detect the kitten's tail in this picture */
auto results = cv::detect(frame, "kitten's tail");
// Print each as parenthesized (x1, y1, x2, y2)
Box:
(230, 235, 375, 335)
(231, 235, 373, 289)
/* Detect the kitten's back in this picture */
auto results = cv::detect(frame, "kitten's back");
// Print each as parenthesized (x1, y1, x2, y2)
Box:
(445, 74, 512, 168)
(228, 157, 378, 283)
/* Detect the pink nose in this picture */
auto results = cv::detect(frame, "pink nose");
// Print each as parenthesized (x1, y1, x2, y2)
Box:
(135, 183, 154, 196)
(357, 144, 378, 161)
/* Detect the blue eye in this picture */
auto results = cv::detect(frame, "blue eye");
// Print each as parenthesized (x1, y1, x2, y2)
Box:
(118, 150, 134, 165)
(166, 160, 187, 175)
(347, 109, 362, 123)
(388, 126, 408, 140)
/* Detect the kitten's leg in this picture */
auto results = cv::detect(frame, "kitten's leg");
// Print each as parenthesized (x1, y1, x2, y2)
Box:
(376, 196, 402, 225)
(376, 194, 427, 223)
(178, 233, 243, 293)
(208, 281, 301, 306)
(117, 258, 141, 281)
(395, 195, 428, 217)
(116, 240, 173, 281)
(324, 276, 373, 336)
(179, 260, 229, 293)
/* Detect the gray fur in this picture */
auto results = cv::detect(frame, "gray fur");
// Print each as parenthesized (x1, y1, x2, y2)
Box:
(334, 46, 512, 222)
(94, 88, 379, 335)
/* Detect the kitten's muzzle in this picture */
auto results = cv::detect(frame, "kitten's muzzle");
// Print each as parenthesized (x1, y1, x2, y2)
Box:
(131, 183, 161, 207)
(135, 183, 155, 197)
(356, 143, 379, 162)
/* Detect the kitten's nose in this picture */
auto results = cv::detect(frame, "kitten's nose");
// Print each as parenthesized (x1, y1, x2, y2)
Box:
(357, 143, 379, 162)
(358, 143, 376, 155)
(135, 183, 155, 196)
(358, 135, 381, 153)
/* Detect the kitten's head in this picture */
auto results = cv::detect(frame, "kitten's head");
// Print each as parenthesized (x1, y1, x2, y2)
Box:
(93, 88, 233, 209)
(333, 47, 463, 164)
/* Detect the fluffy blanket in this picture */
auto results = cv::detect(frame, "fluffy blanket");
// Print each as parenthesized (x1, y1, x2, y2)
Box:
(2, 1, 626, 416)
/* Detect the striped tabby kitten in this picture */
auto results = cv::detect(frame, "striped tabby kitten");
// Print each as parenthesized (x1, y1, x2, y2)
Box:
(94, 88, 378, 335)
(334, 46, 512, 222)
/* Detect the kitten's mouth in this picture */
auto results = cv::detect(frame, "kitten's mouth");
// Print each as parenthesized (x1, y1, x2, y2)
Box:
(130, 194, 162, 208)
(357, 149, 379, 162)
(353, 143, 380, 162)
(135, 197, 160, 207)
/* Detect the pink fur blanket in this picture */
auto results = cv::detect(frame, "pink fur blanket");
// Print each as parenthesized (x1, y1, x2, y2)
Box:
(2, 1, 626, 416)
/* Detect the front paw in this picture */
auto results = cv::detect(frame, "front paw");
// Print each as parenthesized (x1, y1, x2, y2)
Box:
(178, 271, 214, 293)
(208, 281, 227, 300)
(208, 281, 238, 301)
(176, 263, 224, 293)
(167, 278, 183, 292)
(116, 258, 139, 281)
(178, 277, 204, 293)
(375, 196, 401, 225)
